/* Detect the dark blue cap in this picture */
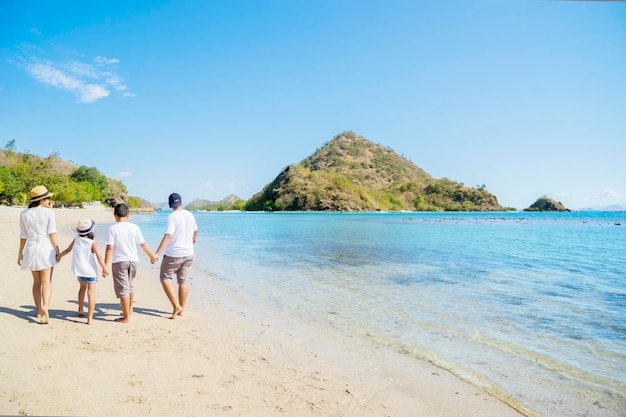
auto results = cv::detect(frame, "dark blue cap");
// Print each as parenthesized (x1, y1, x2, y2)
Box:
(168, 193, 182, 208)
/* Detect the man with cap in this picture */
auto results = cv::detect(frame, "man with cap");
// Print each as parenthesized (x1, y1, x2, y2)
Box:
(153, 193, 198, 319)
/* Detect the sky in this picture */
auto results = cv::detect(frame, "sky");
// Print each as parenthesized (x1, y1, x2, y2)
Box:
(1, 0, 625, 210)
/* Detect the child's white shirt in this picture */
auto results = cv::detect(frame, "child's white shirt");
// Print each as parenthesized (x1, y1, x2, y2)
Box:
(71, 235, 98, 278)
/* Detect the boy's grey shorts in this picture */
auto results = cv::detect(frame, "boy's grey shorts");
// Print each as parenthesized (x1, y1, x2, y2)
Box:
(112, 261, 137, 298)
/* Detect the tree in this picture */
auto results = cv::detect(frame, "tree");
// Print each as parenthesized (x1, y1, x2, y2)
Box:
(4, 139, 16, 151)
(70, 166, 109, 192)
(0, 166, 20, 204)
(127, 196, 141, 208)
(102, 178, 128, 206)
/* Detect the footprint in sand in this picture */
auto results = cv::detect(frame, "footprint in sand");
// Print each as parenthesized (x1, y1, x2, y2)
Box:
(220, 373, 239, 387)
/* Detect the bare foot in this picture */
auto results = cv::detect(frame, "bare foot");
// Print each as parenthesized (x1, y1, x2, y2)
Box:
(78, 311, 85, 317)
(114, 317, 129, 323)
(86, 320, 92, 325)
(40, 308, 49, 325)
(170, 306, 184, 320)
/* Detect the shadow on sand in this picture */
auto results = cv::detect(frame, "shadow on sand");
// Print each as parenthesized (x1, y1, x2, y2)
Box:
(0, 302, 171, 324)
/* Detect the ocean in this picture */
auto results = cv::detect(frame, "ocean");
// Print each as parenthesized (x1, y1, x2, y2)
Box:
(132, 211, 626, 417)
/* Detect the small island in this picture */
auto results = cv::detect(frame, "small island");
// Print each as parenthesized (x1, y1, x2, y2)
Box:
(524, 196, 569, 212)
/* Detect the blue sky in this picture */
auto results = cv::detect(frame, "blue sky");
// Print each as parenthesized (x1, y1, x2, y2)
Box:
(1, 0, 625, 209)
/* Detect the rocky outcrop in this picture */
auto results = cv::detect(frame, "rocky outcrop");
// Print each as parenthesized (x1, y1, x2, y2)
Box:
(525, 197, 569, 212)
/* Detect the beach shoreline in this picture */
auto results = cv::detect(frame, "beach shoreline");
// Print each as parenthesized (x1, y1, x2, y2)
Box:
(0, 206, 526, 417)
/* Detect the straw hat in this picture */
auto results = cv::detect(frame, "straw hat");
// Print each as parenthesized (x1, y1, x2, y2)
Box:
(77, 219, 96, 236)
(30, 185, 53, 202)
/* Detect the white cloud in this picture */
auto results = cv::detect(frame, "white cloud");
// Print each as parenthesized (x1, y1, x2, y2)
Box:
(103, 72, 131, 93)
(80, 84, 111, 103)
(30, 27, 42, 36)
(25, 62, 110, 103)
(65, 60, 101, 78)
(118, 172, 133, 177)
(596, 188, 621, 200)
(204, 181, 215, 190)
(18, 48, 133, 103)
(93, 56, 120, 65)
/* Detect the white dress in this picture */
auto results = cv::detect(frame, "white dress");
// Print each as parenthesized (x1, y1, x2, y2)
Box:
(19, 207, 58, 271)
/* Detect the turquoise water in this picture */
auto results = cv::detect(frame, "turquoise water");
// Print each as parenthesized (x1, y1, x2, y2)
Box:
(134, 211, 626, 417)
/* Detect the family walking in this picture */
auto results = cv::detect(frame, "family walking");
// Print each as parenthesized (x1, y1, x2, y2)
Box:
(18, 186, 198, 325)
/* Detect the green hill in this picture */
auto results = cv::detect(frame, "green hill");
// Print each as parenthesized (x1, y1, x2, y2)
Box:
(0, 148, 142, 208)
(245, 131, 504, 212)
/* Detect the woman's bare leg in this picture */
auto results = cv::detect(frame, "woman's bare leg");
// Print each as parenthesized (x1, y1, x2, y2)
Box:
(31, 271, 42, 317)
(39, 268, 52, 324)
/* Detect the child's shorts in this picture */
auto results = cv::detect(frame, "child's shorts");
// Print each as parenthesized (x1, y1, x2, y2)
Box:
(112, 261, 137, 299)
(78, 276, 98, 284)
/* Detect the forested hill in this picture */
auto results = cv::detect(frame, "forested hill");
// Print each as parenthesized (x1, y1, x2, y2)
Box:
(245, 131, 504, 212)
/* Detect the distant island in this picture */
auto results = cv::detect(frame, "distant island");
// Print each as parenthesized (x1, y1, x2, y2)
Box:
(524, 197, 569, 212)
(579, 204, 626, 212)
(184, 195, 245, 211)
(244, 131, 508, 212)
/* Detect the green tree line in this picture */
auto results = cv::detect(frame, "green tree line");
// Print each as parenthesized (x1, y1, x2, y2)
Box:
(0, 146, 131, 207)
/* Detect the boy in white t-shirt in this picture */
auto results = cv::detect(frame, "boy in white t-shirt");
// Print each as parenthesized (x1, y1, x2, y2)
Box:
(153, 193, 198, 319)
(104, 203, 157, 323)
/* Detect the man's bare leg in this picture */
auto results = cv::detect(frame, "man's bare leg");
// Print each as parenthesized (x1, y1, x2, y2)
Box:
(161, 280, 183, 319)
(177, 284, 189, 316)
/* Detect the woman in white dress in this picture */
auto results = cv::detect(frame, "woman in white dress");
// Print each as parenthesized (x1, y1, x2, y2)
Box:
(17, 186, 60, 324)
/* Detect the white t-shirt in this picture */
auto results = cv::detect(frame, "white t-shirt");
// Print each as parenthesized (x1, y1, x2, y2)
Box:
(106, 221, 146, 263)
(163, 209, 198, 258)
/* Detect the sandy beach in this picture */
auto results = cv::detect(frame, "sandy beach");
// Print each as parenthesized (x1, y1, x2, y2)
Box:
(0, 206, 527, 417)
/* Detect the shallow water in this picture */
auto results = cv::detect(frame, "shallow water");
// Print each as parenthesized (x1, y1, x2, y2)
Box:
(135, 211, 626, 417)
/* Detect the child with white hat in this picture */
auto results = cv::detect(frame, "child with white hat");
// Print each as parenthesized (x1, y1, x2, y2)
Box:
(57, 219, 108, 324)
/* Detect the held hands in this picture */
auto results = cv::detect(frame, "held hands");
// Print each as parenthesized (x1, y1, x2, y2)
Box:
(102, 267, 109, 278)
(150, 254, 159, 265)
